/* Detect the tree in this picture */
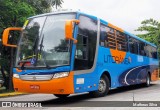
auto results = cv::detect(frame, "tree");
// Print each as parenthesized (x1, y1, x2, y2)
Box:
(135, 18, 160, 58)
(0, 0, 64, 91)
(48, 0, 64, 9)
(0, 0, 35, 91)
(24, 0, 64, 14)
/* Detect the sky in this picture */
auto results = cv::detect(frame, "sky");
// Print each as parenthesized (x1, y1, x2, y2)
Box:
(61, 0, 160, 34)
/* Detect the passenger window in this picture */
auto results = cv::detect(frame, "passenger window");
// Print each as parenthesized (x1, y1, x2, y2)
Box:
(116, 31, 128, 51)
(139, 42, 146, 56)
(100, 24, 116, 49)
(107, 27, 116, 49)
(152, 47, 157, 59)
(129, 37, 138, 54)
(100, 25, 107, 47)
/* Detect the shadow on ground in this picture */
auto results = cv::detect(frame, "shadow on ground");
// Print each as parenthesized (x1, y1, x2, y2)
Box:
(38, 84, 156, 107)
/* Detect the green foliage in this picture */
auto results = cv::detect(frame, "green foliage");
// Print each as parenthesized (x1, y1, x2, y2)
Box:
(48, 0, 64, 9)
(0, 0, 35, 27)
(0, 0, 64, 33)
(0, 0, 63, 91)
(135, 18, 160, 59)
(24, 0, 64, 14)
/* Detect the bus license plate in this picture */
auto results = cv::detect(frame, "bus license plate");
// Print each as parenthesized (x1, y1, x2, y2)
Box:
(30, 85, 40, 89)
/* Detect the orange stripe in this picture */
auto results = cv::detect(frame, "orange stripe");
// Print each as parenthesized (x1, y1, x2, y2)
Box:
(108, 23, 124, 32)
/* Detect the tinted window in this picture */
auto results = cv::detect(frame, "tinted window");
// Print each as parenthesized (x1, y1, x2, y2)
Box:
(139, 42, 146, 56)
(152, 47, 157, 59)
(129, 37, 138, 54)
(74, 15, 97, 70)
(116, 31, 128, 51)
(100, 24, 116, 49)
(100, 24, 107, 47)
(145, 44, 153, 57)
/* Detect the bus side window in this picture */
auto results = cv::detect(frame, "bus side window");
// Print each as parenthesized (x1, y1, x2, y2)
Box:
(139, 42, 146, 56)
(100, 24, 110, 47)
(152, 47, 158, 59)
(74, 15, 97, 70)
(75, 34, 88, 60)
(100, 24, 107, 47)
(129, 37, 138, 54)
(106, 27, 116, 49)
(148, 45, 153, 58)
(116, 31, 128, 51)
(144, 44, 150, 57)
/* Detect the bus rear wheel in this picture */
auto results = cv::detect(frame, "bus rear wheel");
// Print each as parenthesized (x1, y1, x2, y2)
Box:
(89, 75, 110, 97)
(145, 73, 151, 87)
(53, 94, 70, 98)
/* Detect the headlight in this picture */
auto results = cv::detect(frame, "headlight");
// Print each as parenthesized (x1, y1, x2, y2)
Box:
(13, 74, 19, 78)
(53, 72, 69, 79)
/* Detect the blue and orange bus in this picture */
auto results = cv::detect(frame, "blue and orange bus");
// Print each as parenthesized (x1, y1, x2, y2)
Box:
(2, 11, 159, 98)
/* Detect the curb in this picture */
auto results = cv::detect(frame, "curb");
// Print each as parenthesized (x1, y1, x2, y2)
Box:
(0, 92, 27, 98)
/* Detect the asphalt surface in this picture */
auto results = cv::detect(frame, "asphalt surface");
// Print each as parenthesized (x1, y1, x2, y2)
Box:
(0, 80, 160, 110)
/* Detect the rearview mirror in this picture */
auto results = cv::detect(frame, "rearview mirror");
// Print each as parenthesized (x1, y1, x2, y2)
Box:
(65, 19, 80, 44)
(2, 27, 22, 47)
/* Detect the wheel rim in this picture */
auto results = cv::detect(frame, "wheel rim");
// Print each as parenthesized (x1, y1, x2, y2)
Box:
(147, 76, 150, 85)
(98, 79, 106, 93)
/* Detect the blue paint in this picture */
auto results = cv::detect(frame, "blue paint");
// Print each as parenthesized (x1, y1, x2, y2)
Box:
(13, 66, 70, 75)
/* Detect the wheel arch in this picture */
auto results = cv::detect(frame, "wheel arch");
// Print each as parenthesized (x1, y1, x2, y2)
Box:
(100, 71, 111, 87)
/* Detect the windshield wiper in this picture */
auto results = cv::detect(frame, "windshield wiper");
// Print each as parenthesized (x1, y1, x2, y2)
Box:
(36, 35, 51, 69)
(21, 34, 39, 70)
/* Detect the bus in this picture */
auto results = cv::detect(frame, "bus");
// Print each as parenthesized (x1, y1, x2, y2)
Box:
(2, 11, 159, 98)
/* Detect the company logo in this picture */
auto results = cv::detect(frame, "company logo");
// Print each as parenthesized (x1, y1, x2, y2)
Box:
(33, 76, 36, 80)
(110, 49, 126, 64)
(104, 49, 131, 65)
(2, 102, 11, 107)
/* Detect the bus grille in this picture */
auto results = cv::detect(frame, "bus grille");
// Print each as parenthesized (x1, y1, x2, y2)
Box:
(19, 75, 53, 81)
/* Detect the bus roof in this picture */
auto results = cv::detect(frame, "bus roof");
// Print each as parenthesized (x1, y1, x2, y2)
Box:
(28, 11, 157, 48)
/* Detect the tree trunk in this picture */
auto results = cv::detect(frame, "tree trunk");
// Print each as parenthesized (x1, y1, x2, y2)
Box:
(0, 66, 9, 89)
(8, 47, 14, 91)
(8, 15, 17, 91)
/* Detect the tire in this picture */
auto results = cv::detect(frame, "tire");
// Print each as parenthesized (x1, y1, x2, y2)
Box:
(89, 75, 110, 97)
(145, 74, 151, 87)
(53, 94, 70, 98)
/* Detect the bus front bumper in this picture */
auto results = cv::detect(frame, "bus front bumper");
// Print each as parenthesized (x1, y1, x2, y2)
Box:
(13, 72, 74, 94)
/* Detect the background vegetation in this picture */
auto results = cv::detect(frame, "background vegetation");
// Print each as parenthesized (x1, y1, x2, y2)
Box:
(135, 18, 160, 59)
(0, 0, 63, 91)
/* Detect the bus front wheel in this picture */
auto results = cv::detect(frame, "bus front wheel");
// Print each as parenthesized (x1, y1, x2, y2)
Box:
(53, 94, 70, 98)
(89, 75, 110, 97)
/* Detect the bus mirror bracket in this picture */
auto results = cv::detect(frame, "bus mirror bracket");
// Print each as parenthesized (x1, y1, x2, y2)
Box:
(65, 19, 80, 44)
(2, 27, 22, 48)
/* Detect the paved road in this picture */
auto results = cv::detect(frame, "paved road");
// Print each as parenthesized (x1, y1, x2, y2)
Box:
(0, 80, 160, 110)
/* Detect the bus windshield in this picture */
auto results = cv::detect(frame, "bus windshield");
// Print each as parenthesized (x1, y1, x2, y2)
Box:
(15, 14, 75, 68)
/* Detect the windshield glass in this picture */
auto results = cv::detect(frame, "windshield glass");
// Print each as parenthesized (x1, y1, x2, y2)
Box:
(16, 14, 75, 68)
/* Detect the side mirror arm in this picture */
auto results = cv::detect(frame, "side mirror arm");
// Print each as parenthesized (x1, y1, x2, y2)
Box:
(65, 19, 80, 44)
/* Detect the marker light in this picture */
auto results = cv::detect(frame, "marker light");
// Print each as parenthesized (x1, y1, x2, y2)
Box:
(13, 74, 20, 78)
